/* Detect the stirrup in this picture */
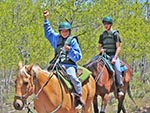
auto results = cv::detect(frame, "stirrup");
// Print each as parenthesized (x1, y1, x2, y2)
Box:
(75, 103, 82, 110)
(75, 95, 83, 110)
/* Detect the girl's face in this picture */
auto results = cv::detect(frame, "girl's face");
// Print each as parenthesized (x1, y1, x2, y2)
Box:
(60, 29, 70, 38)
(103, 23, 112, 31)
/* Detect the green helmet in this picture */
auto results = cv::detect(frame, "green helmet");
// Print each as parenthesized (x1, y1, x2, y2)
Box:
(102, 16, 113, 24)
(58, 22, 71, 30)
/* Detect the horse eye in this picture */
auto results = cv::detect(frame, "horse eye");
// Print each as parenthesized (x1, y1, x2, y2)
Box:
(24, 82, 28, 86)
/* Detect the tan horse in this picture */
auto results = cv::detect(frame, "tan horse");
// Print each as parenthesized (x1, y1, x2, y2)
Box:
(83, 56, 135, 113)
(13, 62, 96, 113)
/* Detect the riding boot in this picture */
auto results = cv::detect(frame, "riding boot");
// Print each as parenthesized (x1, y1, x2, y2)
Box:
(75, 94, 83, 110)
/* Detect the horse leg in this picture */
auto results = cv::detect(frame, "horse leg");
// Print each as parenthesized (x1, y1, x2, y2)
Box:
(82, 98, 93, 113)
(82, 75, 96, 113)
(121, 105, 126, 113)
(93, 95, 99, 113)
(100, 94, 109, 113)
(117, 95, 126, 113)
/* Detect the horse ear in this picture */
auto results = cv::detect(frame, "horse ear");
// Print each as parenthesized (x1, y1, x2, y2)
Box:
(18, 61, 23, 70)
(27, 64, 33, 73)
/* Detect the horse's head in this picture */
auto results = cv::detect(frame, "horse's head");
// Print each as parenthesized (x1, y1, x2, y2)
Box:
(84, 57, 103, 74)
(13, 61, 34, 110)
(83, 56, 109, 83)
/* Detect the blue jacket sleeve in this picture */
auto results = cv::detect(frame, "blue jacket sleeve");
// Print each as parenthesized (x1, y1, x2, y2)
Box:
(44, 19, 59, 50)
(67, 38, 82, 62)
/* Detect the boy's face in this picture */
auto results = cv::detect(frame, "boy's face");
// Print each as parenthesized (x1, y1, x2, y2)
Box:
(103, 23, 112, 31)
(60, 29, 70, 38)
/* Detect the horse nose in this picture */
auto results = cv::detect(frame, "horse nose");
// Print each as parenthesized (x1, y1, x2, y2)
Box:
(13, 99, 24, 110)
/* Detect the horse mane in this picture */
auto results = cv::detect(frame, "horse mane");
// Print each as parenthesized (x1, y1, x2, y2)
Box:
(83, 57, 103, 73)
(32, 65, 50, 75)
(19, 64, 51, 79)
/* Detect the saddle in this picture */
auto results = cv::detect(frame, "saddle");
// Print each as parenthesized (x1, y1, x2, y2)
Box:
(55, 66, 91, 109)
(101, 57, 128, 75)
(53, 66, 91, 90)
(58, 67, 83, 79)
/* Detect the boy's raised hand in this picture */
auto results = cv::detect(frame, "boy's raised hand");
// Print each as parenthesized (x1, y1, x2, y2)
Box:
(43, 10, 49, 19)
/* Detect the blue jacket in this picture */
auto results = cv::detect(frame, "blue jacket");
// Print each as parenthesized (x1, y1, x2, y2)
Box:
(44, 19, 82, 69)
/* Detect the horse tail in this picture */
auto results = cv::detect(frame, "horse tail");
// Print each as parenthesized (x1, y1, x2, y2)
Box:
(126, 64, 137, 105)
(127, 82, 136, 105)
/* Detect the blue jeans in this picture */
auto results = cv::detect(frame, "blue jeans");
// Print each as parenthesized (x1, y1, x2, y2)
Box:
(110, 55, 123, 85)
(66, 67, 82, 95)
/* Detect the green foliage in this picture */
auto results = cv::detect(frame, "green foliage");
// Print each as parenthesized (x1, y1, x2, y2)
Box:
(130, 72, 150, 99)
(0, 0, 150, 70)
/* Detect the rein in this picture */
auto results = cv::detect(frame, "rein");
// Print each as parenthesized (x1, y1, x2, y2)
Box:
(51, 66, 64, 113)
(31, 52, 64, 113)
(15, 51, 65, 113)
(85, 56, 106, 83)
(95, 57, 106, 82)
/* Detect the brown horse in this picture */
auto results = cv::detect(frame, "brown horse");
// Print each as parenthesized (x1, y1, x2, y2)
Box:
(83, 56, 135, 113)
(13, 61, 96, 113)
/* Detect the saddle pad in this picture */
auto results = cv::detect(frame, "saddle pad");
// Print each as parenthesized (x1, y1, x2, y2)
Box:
(56, 66, 92, 91)
(78, 66, 92, 82)
(102, 57, 128, 73)
(120, 65, 128, 72)
(102, 57, 114, 74)
(56, 71, 72, 90)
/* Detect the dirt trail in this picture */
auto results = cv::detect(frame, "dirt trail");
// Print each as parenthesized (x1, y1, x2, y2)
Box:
(134, 106, 150, 113)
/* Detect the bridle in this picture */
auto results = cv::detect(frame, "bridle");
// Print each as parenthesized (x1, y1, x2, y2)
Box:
(14, 69, 55, 113)
(94, 57, 106, 82)
(14, 95, 27, 104)
(14, 52, 65, 113)
(14, 94, 27, 111)
(85, 56, 106, 83)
